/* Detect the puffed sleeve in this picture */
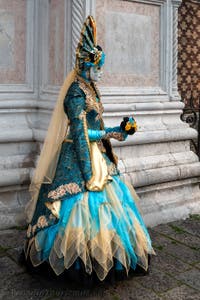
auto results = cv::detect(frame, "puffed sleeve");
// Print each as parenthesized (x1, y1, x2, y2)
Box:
(63, 82, 93, 182)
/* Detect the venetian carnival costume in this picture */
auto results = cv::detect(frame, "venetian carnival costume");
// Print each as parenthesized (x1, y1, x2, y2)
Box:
(23, 16, 155, 283)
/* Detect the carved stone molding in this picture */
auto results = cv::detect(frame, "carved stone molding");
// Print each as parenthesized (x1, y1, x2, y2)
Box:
(0, 0, 36, 95)
(71, 0, 96, 68)
(123, 0, 165, 4)
(71, 0, 84, 67)
(171, 0, 182, 100)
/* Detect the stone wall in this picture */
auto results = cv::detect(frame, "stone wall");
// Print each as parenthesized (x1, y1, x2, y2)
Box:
(0, 0, 200, 229)
(96, 0, 200, 226)
(0, 0, 37, 228)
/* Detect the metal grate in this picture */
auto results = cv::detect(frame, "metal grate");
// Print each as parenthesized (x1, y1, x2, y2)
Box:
(181, 94, 200, 160)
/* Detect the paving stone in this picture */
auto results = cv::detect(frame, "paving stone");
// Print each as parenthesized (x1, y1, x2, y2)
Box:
(151, 224, 173, 236)
(0, 229, 26, 249)
(150, 229, 174, 249)
(37, 283, 106, 300)
(161, 285, 200, 300)
(0, 256, 25, 281)
(59, 288, 106, 300)
(19, 270, 106, 299)
(150, 230, 200, 265)
(1, 289, 48, 300)
(194, 262, 200, 269)
(152, 222, 200, 250)
(1, 272, 47, 300)
(151, 249, 192, 274)
(0, 246, 7, 257)
(153, 218, 200, 241)
(134, 267, 181, 294)
(162, 240, 200, 264)
(103, 280, 162, 300)
(175, 268, 200, 291)
(172, 219, 200, 238)
(6, 246, 26, 266)
(165, 232, 200, 250)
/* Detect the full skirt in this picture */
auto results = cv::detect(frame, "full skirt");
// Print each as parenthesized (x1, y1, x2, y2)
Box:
(24, 175, 155, 282)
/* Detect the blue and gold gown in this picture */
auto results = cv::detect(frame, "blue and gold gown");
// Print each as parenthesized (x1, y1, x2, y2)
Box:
(24, 75, 155, 282)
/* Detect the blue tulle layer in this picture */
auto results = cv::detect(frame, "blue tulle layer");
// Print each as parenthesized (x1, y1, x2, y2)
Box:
(34, 175, 153, 274)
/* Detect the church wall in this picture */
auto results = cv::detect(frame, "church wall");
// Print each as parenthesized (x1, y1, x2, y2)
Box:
(96, 0, 200, 226)
(0, 0, 37, 228)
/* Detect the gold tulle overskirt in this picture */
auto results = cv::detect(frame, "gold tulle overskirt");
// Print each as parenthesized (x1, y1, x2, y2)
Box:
(25, 178, 155, 281)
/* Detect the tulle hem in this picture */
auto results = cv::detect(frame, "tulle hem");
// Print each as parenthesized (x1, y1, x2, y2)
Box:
(24, 176, 155, 281)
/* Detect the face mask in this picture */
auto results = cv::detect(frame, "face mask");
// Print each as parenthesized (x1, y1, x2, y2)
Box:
(90, 65, 103, 82)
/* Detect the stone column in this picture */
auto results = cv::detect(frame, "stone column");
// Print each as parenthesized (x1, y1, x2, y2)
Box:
(71, 0, 96, 67)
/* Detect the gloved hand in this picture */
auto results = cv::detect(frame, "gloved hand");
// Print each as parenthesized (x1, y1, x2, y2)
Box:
(105, 126, 128, 141)
(87, 129, 106, 141)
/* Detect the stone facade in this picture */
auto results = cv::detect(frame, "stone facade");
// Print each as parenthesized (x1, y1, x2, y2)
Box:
(0, 0, 200, 229)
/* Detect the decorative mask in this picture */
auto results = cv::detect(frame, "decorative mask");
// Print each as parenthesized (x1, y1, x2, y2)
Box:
(90, 65, 103, 82)
(75, 16, 105, 79)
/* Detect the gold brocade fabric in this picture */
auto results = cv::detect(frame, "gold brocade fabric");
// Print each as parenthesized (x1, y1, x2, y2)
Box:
(25, 180, 155, 281)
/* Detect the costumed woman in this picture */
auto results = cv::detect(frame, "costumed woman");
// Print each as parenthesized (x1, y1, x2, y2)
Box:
(23, 16, 155, 285)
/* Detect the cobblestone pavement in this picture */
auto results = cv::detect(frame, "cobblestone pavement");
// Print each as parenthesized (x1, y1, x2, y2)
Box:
(0, 215, 200, 300)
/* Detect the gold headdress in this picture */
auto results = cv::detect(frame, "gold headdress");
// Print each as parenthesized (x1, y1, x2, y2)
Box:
(75, 16, 105, 73)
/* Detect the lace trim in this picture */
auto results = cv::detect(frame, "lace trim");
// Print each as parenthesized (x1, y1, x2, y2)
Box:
(48, 183, 81, 200)
(26, 214, 57, 238)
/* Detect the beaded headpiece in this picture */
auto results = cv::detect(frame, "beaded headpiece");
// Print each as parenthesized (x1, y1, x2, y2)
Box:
(75, 16, 105, 72)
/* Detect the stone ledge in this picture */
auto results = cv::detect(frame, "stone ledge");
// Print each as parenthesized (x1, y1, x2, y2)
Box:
(0, 154, 35, 169)
(0, 168, 31, 186)
(137, 179, 200, 226)
(0, 207, 27, 229)
(122, 151, 198, 173)
(0, 129, 33, 142)
(103, 100, 184, 112)
(112, 127, 197, 146)
(126, 162, 200, 187)
(136, 177, 200, 193)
